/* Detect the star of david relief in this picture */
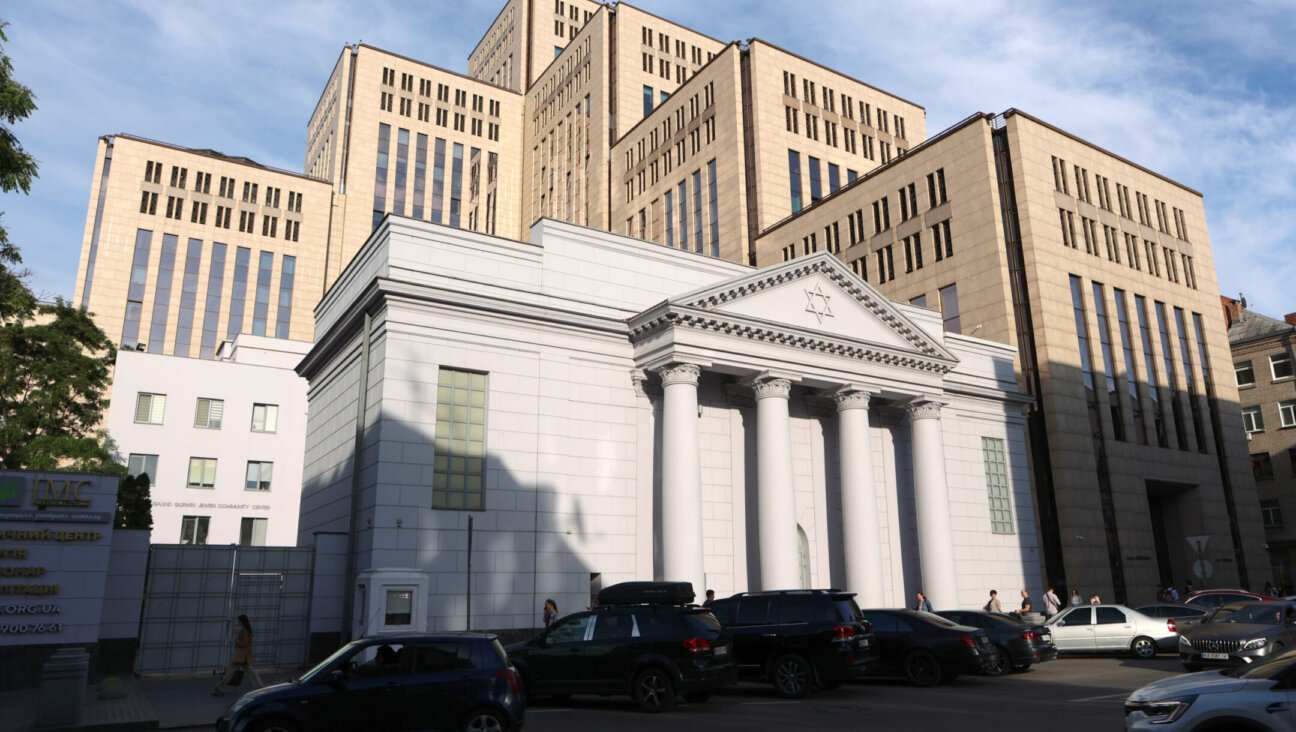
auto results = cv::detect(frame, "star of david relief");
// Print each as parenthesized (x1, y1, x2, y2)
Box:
(804, 282, 834, 324)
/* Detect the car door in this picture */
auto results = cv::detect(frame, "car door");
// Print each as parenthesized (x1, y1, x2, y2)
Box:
(732, 597, 776, 674)
(331, 643, 407, 731)
(583, 609, 638, 691)
(1093, 606, 1132, 651)
(861, 612, 912, 673)
(523, 612, 595, 693)
(1049, 607, 1095, 651)
(398, 641, 473, 731)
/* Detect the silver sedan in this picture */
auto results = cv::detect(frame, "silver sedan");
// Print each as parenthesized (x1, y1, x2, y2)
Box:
(1045, 604, 1177, 658)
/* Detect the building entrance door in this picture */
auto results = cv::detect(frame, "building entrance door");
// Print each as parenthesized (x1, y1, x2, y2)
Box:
(1146, 480, 1195, 592)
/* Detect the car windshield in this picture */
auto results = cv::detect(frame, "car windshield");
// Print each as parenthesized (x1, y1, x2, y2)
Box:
(1225, 648, 1296, 679)
(299, 641, 363, 683)
(1211, 605, 1284, 625)
(832, 597, 863, 622)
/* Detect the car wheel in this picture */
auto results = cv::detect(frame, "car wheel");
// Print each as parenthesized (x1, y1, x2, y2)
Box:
(1182, 662, 1202, 672)
(1130, 636, 1157, 660)
(984, 645, 1009, 677)
(460, 708, 507, 732)
(903, 650, 943, 687)
(771, 654, 812, 699)
(683, 691, 712, 703)
(632, 667, 675, 713)
(247, 720, 300, 732)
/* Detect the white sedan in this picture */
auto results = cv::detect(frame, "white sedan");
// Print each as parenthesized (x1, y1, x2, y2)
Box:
(1046, 604, 1176, 658)
(1125, 649, 1296, 731)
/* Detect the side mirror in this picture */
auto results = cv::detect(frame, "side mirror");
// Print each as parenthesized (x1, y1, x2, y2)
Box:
(328, 669, 345, 687)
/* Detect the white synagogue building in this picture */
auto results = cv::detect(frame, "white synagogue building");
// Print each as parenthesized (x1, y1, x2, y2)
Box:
(296, 216, 1041, 635)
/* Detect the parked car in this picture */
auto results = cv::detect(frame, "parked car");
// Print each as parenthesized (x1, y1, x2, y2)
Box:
(934, 610, 1057, 675)
(1183, 589, 1281, 610)
(215, 632, 524, 732)
(856, 609, 997, 687)
(1179, 601, 1296, 671)
(706, 589, 878, 698)
(1045, 604, 1174, 658)
(1135, 603, 1210, 635)
(1125, 647, 1296, 731)
(506, 581, 737, 713)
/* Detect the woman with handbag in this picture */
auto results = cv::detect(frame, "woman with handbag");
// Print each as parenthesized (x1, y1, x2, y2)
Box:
(212, 615, 263, 696)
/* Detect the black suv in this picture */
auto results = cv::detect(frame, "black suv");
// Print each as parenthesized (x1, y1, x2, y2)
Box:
(706, 589, 878, 698)
(507, 582, 737, 713)
(216, 633, 524, 732)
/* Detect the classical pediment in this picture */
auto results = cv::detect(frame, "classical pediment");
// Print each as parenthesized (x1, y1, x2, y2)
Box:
(630, 253, 958, 372)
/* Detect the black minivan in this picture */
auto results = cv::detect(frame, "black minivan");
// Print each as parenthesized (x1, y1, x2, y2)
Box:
(508, 582, 737, 713)
(707, 590, 878, 698)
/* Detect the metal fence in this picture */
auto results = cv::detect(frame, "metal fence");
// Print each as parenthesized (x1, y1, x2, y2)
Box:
(135, 544, 314, 675)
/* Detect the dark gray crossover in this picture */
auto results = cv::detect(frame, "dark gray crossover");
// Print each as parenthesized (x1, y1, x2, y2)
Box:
(1179, 601, 1296, 671)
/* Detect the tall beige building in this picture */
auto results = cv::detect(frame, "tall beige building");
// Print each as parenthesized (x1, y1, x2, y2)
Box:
(71, 0, 1263, 603)
(752, 111, 1265, 602)
(74, 135, 331, 356)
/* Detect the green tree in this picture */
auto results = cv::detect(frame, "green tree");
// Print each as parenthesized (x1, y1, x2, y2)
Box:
(0, 21, 147, 527)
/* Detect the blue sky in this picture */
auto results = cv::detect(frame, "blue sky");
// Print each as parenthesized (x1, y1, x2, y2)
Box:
(3, 0, 1294, 317)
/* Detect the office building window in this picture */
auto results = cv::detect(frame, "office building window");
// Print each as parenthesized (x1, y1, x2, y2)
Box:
(1253, 452, 1275, 481)
(664, 190, 674, 248)
(393, 128, 409, 216)
(450, 143, 464, 227)
(194, 397, 224, 429)
(433, 368, 487, 510)
(1272, 355, 1294, 381)
(939, 284, 961, 334)
(1136, 295, 1168, 448)
(828, 163, 840, 194)
(134, 393, 166, 425)
(678, 180, 688, 251)
(187, 458, 217, 489)
(227, 247, 251, 340)
(692, 169, 703, 253)
(1261, 500, 1283, 528)
(708, 160, 719, 258)
(413, 133, 427, 220)
(173, 238, 203, 358)
(251, 403, 279, 433)
(275, 255, 296, 339)
(251, 251, 274, 337)
(180, 516, 209, 545)
(431, 138, 446, 224)
(1114, 289, 1146, 444)
(1281, 401, 1296, 429)
(121, 229, 152, 349)
(373, 123, 390, 231)
(1092, 283, 1125, 441)
(808, 157, 822, 203)
(200, 243, 227, 359)
(146, 234, 178, 354)
(239, 518, 267, 547)
(788, 150, 802, 213)
(932, 220, 952, 261)
(127, 454, 158, 486)
(643, 85, 654, 117)
(245, 461, 273, 491)
(983, 437, 1014, 534)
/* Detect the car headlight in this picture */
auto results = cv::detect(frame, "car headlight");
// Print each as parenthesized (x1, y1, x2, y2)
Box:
(1178, 635, 1191, 647)
(1243, 638, 1269, 650)
(1125, 695, 1196, 725)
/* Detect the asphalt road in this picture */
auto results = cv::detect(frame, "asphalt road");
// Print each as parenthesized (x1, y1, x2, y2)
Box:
(521, 654, 1185, 731)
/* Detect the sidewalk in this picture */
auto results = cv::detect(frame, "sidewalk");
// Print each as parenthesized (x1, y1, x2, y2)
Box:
(0, 671, 296, 732)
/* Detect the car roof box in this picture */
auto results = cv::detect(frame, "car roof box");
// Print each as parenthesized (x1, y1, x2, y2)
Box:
(597, 581, 694, 606)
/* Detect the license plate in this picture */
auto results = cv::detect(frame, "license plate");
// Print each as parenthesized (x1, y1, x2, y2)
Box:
(857, 638, 870, 649)
(1202, 652, 1229, 660)
(714, 646, 728, 657)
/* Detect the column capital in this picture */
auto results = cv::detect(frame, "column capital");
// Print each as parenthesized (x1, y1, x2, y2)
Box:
(906, 400, 943, 421)
(833, 389, 872, 412)
(752, 376, 792, 401)
(658, 362, 702, 387)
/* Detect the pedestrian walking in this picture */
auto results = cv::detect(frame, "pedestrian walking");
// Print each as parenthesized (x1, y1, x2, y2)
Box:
(914, 591, 933, 612)
(1042, 586, 1061, 617)
(1018, 588, 1032, 613)
(212, 615, 262, 696)
(983, 589, 1003, 613)
(1167, 585, 1179, 601)
(543, 598, 559, 627)
(1070, 589, 1083, 606)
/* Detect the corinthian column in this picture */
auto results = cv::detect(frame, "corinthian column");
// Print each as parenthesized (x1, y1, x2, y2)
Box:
(658, 363, 705, 596)
(908, 400, 958, 608)
(755, 376, 800, 590)
(836, 389, 884, 606)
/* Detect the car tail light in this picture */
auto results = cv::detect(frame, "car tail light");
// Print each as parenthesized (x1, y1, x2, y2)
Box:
(1020, 630, 1042, 641)
(957, 634, 979, 648)
(682, 637, 712, 655)
(1167, 618, 1177, 634)
(494, 667, 522, 695)
(833, 624, 857, 642)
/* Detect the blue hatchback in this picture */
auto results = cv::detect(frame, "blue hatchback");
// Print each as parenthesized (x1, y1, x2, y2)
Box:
(216, 633, 524, 732)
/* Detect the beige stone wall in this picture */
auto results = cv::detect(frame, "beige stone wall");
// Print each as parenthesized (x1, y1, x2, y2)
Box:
(610, 4, 726, 141)
(1233, 328, 1296, 585)
(304, 49, 347, 182)
(746, 40, 927, 239)
(468, 0, 524, 91)
(523, 10, 608, 230)
(609, 45, 747, 263)
(753, 115, 1015, 344)
(1004, 110, 1265, 598)
(74, 135, 332, 358)
(333, 46, 525, 284)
